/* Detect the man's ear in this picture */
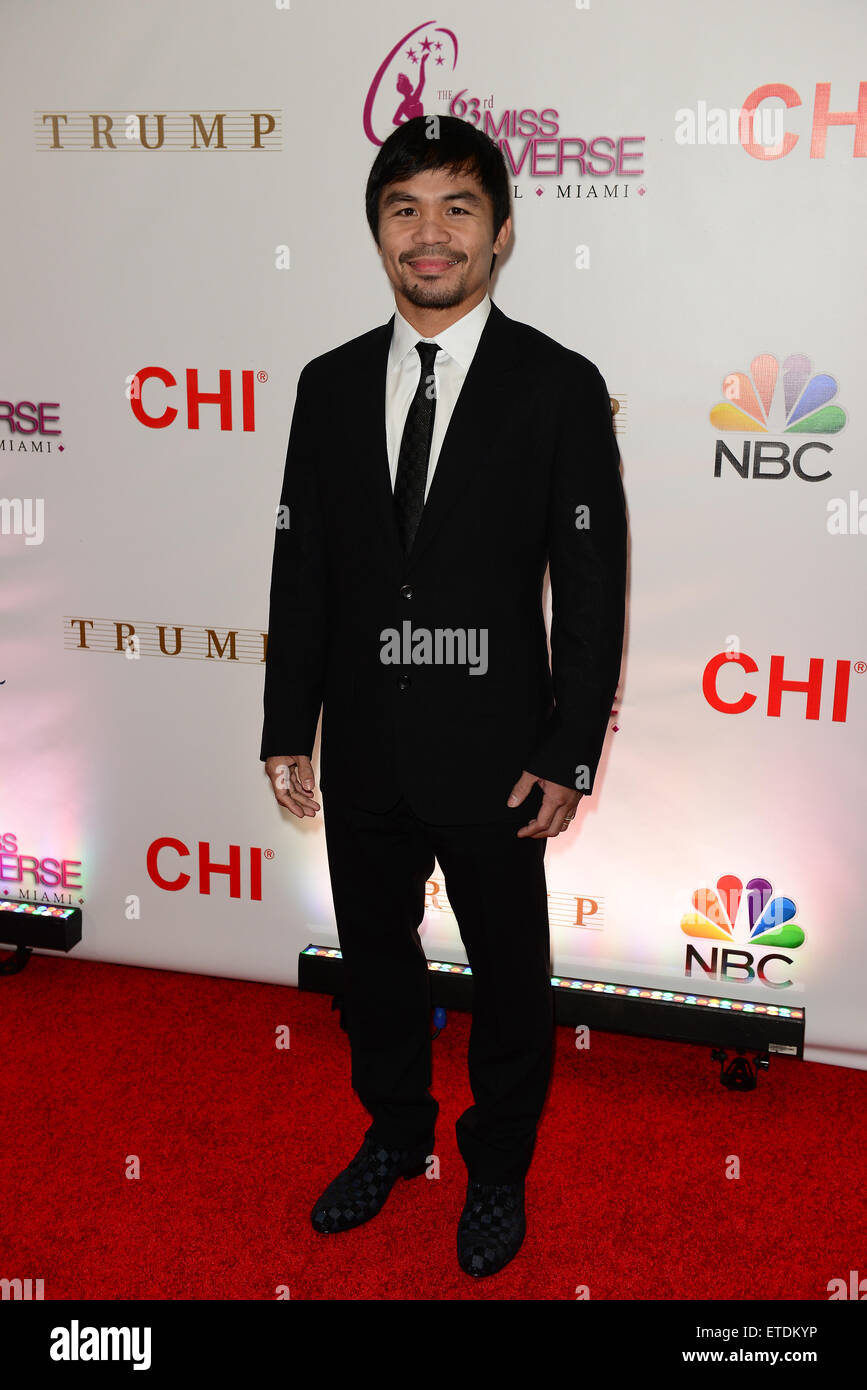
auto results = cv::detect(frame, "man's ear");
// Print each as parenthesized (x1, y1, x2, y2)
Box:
(493, 214, 512, 255)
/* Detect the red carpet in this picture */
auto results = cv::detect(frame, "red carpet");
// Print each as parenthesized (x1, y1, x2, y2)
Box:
(1, 954, 864, 1301)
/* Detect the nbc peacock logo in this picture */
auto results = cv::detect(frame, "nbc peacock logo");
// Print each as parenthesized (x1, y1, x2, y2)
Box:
(711, 353, 847, 482)
(680, 874, 806, 989)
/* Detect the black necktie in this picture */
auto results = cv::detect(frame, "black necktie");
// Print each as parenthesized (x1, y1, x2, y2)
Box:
(393, 341, 441, 554)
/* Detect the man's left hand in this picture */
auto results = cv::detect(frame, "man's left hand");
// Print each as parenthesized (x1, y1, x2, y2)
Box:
(507, 770, 583, 838)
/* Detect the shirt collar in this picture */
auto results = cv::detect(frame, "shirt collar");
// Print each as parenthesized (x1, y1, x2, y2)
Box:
(389, 293, 491, 372)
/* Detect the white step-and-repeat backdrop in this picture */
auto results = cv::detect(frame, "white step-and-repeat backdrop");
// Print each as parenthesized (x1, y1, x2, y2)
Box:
(2, 1, 865, 1069)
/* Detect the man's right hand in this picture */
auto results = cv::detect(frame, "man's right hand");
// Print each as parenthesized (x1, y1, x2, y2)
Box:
(264, 755, 321, 819)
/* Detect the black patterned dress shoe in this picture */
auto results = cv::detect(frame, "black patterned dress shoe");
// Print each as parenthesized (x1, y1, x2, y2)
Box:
(311, 1134, 430, 1234)
(456, 1179, 526, 1277)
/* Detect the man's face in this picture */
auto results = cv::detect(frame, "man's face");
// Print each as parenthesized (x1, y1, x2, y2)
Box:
(376, 166, 511, 313)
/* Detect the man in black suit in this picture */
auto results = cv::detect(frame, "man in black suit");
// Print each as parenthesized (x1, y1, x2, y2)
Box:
(261, 115, 627, 1278)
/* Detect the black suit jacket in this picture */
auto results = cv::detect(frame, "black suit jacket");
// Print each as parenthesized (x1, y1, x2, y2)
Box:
(260, 298, 627, 824)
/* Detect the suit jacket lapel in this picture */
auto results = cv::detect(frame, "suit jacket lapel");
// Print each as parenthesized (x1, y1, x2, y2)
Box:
(347, 312, 404, 571)
(408, 300, 522, 568)
(351, 299, 522, 572)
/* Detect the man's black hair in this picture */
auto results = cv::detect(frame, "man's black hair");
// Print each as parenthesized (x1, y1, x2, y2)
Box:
(365, 115, 511, 278)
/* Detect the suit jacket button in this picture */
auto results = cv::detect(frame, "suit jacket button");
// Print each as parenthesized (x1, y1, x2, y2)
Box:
(400, 584, 413, 599)
(398, 674, 411, 691)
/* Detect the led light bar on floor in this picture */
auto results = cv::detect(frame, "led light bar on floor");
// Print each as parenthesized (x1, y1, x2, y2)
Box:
(298, 944, 806, 1058)
(0, 898, 83, 952)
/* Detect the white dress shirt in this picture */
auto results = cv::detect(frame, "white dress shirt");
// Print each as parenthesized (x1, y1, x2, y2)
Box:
(385, 292, 492, 502)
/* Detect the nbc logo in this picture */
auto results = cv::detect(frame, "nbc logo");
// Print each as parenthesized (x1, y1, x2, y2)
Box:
(680, 874, 805, 989)
(711, 353, 846, 481)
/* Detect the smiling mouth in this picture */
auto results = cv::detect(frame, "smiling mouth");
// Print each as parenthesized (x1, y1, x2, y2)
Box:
(407, 258, 461, 270)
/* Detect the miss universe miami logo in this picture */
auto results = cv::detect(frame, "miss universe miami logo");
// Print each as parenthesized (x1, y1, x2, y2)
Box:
(363, 21, 459, 146)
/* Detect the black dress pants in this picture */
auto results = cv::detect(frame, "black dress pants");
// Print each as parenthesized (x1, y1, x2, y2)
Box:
(321, 782, 554, 1185)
